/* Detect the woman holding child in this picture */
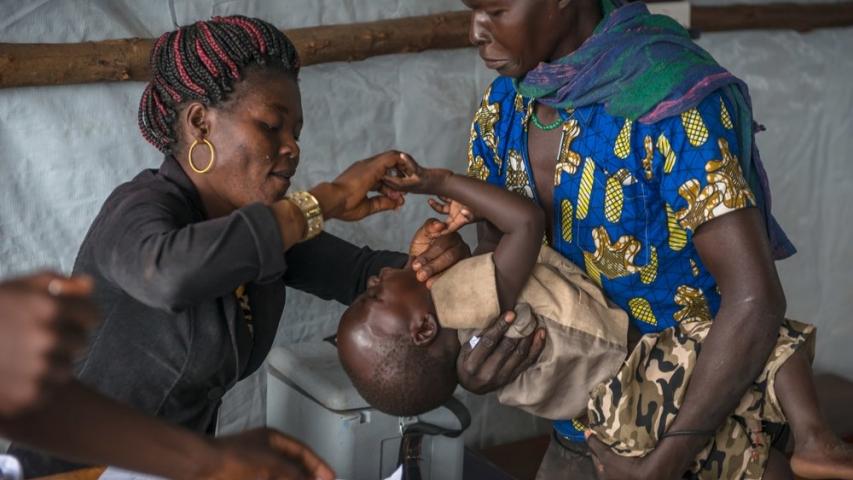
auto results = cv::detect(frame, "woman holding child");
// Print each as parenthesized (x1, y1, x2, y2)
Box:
(451, 0, 853, 478)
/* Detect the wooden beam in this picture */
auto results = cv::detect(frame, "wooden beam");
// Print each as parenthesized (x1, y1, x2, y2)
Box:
(1, 4, 852, 89)
(287, 11, 470, 66)
(692, 3, 853, 32)
(0, 12, 470, 89)
(0, 39, 153, 89)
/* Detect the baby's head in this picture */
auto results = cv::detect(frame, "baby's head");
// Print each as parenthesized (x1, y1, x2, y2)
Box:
(337, 266, 461, 416)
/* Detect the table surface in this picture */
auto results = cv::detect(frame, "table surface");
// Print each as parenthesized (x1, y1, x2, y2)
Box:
(34, 467, 105, 480)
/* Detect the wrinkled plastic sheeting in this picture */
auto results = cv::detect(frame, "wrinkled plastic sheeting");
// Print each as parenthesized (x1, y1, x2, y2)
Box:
(0, 0, 851, 447)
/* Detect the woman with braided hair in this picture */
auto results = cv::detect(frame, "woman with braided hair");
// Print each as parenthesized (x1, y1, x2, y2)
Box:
(9, 15, 473, 477)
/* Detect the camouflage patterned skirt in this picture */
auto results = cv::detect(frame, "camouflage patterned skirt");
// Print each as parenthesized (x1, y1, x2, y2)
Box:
(587, 319, 815, 479)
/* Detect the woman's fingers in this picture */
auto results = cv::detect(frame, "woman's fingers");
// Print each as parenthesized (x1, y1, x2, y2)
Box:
(375, 151, 417, 179)
(335, 151, 413, 202)
(422, 218, 448, 236)
(376, 185, 405, 209)
(408, 218, 446, 258)
(359, 195, 400, 219)
(376, 184, 403, 200)
(413, 248, 454, 282)
(381, 174, 422, 193)
(411, 232, 470, 281)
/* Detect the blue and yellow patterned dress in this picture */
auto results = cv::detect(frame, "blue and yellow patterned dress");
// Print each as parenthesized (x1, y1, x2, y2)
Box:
(467, 76, 757, 440)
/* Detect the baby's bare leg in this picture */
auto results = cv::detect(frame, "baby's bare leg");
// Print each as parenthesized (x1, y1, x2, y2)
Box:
(775, 348, 853, 479)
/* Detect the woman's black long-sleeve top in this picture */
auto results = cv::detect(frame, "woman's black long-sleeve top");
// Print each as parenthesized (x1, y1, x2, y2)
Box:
(73, 155, 406, 431)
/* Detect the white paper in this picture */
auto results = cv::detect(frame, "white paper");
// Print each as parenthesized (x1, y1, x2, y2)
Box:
(384, 465, 403, 480)
(98, 467, 165, 480)
(0, 454, 22, 480)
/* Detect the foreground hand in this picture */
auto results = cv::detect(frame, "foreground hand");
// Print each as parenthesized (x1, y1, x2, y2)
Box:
(0, 272, 98, 417)
(324, 150, 409, 222)
(457, 311, 546, 394)
(428, 196, 476, 236)
(408, 219, 471, 288)
(203, 428, 334, 480)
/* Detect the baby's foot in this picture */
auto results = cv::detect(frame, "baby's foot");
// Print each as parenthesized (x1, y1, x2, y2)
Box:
(791, 430, 853, 479)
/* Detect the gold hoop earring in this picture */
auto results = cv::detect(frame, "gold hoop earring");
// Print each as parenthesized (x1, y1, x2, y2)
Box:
(188, 138, 215, 174)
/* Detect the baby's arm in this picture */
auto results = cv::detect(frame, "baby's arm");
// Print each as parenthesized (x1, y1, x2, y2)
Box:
(384, 156, 544, 310)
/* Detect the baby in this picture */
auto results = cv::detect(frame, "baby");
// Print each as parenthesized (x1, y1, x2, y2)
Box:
(337, 157, 853, 479)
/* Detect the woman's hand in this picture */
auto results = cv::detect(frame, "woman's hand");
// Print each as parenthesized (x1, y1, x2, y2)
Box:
(0, 273, 98, 417)
(381, 153, 453, 195)
(428, 196, 476, 236)
(457, 311, 546, 394)
(407, 218, 472, 288)
(314, 150, 409, 222)
(200, 428, 334, 480)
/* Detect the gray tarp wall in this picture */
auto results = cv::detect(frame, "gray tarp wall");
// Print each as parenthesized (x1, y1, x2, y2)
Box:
(1, 0, 851, 446)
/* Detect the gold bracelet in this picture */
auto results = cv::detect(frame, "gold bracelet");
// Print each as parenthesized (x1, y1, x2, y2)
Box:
(286, 191, 324, 241)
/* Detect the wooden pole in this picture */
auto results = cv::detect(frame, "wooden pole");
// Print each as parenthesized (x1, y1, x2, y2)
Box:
(0, 12, 470, 89)
(1, 3, 852, 89)
(692, 2, 853, 32)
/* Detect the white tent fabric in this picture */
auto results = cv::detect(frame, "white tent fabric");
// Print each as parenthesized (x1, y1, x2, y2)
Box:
(1, 0, 851, 447)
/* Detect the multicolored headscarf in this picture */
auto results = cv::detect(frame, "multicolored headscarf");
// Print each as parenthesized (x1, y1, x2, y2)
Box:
(515, 0, 796, 259)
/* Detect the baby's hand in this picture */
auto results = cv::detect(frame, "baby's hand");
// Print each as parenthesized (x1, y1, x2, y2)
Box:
(382, 153, 452, 195)
(428, 197, 475, 236)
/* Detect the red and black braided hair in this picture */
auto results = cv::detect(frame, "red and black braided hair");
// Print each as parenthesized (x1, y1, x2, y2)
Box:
(138, 16, 300, 153)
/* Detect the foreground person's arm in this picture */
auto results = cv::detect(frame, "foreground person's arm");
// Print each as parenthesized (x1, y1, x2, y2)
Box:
(587, 208, 785, 479)
(0, 273, 96, 417)
(0, 380, 334, 480)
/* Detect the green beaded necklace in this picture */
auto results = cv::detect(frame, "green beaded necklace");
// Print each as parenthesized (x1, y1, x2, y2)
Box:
(531, 110, 566, 130)
(530, 105, 575, 131)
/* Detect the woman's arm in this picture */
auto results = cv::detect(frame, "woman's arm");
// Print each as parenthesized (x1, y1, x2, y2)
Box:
(95, 152, 408, 312)
(283, 232, 408, 305)
(94, 198, 286, 312)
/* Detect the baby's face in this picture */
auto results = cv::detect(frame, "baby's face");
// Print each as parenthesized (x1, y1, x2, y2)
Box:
(338, 267, 434, 354)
